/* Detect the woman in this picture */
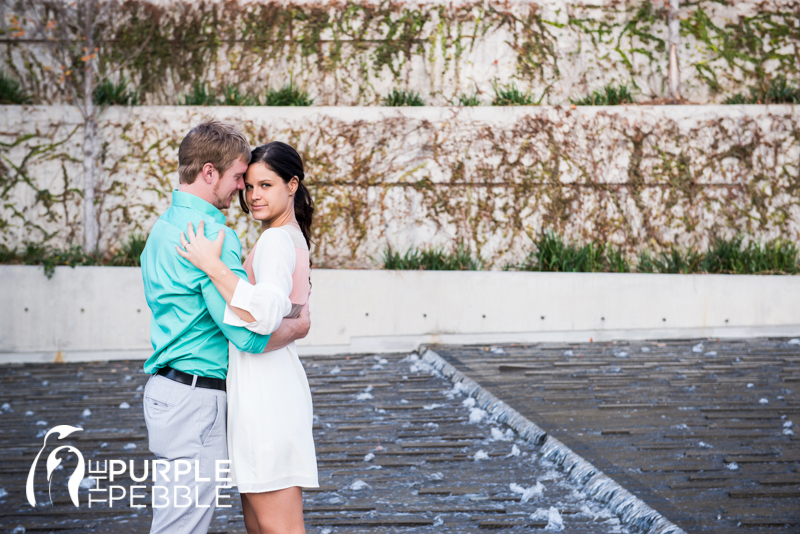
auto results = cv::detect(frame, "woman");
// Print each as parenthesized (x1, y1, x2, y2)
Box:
(177, 141, 317, 534)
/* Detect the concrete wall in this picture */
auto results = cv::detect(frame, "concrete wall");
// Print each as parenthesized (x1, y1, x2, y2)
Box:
(3, 0, 798, 105)
(3, 105, 799, 269)
(2, 266, 798, 363)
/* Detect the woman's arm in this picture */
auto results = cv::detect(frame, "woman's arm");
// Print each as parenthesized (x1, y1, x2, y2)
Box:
(178, 222, 310, 347)
(264, 300, 310, 351)
(177, 220, 257, 323)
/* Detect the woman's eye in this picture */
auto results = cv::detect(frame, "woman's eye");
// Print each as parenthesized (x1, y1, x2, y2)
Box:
(245, 185, 252, 190)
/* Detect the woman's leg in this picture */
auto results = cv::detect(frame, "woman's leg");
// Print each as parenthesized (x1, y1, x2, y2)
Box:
(241, 494, 260, 534)
(244, 487, 306, 534)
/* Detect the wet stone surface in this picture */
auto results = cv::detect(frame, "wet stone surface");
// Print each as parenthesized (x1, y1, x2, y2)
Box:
(430, 338, 800, 534)
(1, 353, 632, 533)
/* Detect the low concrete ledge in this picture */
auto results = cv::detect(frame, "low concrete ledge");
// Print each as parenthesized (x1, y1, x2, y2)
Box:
(1, 265, 798, 363)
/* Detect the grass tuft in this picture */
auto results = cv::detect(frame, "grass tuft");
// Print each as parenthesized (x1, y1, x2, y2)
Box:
(93, 75, 138, 105)
(110, 233, 147, 267)
(723, 76, 800, 105)
(182, 82, 217, 106)
(263, 82, 314, 106)
(1, 233, 149, 277)
(456, 92, 481, 106)
(518, 232, 608, 272)
(0, 71, 32, 104)
(636, 246, 702, 274)
(382, 245, 481, 270)
(571, 83, 636, 106)
(491, 81, 537, 106)
(382, 89, 425, 107)
(701, 236, 799, 274)
(220, 85, 258, 106)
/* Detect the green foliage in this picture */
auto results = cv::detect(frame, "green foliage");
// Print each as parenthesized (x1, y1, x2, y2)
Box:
(110, 233, 148, 266)
(636, 247, 702, 274)
(1, 233, 148, 277)
(382, 89, 425, 106)
(491, 81, 537, 106)
(221, 85, 258, 106)
(723, 93, 750, 105)
(571, 84, 636, 106)
(263, 82, 314, 106)
(518, 232, 608, 272)
(606, 245, 632, 273)
(182, 82, 217, 105)
(382, 245, 481, 270)
(3, 242, 101, 279)
(701, 236, 799, 274)
(182, 81, 311, 106)
(93, 76, 139, 106)
(456, 92, 481, 106)
(509, 233, 796, 275)
(723, 76, 800, 105)
(0, 71, 32, 105)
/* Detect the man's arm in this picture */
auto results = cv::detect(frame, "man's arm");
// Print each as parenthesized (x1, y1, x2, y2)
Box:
(263, 301, 310, 352)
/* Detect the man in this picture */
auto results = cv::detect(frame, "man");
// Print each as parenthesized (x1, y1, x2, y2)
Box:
(140, 121, 310, 534)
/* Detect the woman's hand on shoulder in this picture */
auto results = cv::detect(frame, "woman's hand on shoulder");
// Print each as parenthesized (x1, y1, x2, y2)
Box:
(176, 220, 225, 274)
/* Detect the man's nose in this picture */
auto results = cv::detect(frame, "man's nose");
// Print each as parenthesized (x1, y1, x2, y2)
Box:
(237, 178, 245, 190)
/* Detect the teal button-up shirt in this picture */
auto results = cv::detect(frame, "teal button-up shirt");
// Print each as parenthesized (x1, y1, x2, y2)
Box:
(141, 190, 270, 378)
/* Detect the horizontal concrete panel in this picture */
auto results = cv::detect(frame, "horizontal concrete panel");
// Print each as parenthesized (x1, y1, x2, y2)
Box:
(1, 266, 798, 362)
(3, 104, 799, 271)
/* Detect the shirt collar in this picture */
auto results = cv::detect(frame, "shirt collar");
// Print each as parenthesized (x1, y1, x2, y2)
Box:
(172, 190, 227, 225)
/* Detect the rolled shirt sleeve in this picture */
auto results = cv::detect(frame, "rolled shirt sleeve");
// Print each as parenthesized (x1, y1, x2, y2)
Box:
(223, 228, 294, 336)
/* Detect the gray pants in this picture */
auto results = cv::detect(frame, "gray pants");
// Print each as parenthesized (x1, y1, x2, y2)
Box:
(143, 374, 228, 534)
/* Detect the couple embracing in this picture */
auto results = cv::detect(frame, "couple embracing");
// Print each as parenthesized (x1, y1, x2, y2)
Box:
(140, 121, 317, 534)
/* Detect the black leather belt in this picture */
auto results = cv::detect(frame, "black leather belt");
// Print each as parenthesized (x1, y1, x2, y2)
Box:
(156, 366, 226, 392)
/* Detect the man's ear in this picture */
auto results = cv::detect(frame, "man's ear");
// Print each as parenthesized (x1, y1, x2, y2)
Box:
(201, 162, 217, 185)
(289, 176, 299, 195)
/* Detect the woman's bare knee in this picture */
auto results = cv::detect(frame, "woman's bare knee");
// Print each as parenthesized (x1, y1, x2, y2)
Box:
(246, 487, 305, 534)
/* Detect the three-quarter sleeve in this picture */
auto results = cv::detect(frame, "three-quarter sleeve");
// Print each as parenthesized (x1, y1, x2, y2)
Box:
(222, 228, 294, 335)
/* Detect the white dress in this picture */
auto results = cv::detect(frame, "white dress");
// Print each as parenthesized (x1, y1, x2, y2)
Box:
(222, 226, 319, 493)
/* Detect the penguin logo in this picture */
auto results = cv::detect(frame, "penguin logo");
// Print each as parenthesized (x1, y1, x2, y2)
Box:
(26, 425, 85, 507)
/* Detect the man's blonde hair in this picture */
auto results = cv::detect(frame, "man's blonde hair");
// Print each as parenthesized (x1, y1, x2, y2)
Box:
(178, 121, 251, 184)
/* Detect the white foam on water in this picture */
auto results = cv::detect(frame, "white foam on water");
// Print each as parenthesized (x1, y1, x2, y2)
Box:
(509, 481, 544, 502)
(349, 480, 370, 491)
(473, 450, 489, 461)
(545, 507, 564, 531)
(469, 407, 487, 423)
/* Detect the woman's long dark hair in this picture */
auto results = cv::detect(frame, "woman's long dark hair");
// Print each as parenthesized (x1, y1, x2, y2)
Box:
(239, 141, 314, 248)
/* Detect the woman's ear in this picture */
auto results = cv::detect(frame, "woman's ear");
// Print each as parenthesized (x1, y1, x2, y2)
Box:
(288, 176, 299, 195)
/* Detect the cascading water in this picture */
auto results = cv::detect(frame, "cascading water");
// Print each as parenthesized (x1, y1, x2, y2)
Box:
(422, 348, 687, 534)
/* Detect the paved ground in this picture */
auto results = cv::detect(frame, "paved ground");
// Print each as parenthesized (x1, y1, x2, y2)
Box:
(430, 338, 800, 534)
(1, 352, 632, 534)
